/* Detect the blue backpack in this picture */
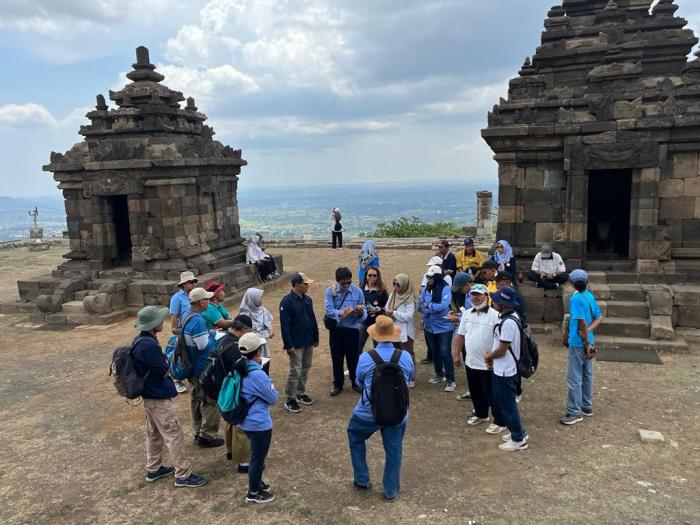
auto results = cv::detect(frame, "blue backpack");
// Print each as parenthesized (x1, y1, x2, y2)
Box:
(165, 312, 197, 381)
(218, 363, 259, 426)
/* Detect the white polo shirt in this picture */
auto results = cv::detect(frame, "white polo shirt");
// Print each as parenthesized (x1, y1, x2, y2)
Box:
(457, 306, 499, 370)
(492, 313, 521, 377)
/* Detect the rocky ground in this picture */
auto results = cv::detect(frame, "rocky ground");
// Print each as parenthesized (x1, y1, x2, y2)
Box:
(0, 246, 698, 525)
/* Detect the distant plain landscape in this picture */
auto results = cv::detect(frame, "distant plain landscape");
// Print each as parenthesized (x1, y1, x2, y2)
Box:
(0, 181, 497, 242)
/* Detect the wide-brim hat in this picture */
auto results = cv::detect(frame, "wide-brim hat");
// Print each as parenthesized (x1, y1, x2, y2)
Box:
(367, 315, 402, 343)
(426, 256, 443, 266)
(490, 287, 520, 309)
(178, 271, 197, 285)
(189, 287, 214, 302)
(238, 332, 267, 355)
(134, 306, 169, 331)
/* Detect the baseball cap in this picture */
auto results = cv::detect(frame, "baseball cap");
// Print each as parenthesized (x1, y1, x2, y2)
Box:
(205, 280, 226, 295)
(451, 272, 472, 292)
(496, 272, 513, 283)
(426, 256, 443, 267)
(541, 243, 553, 256)
(425, 265, 443, 277)
(569, 269, 588, 283)
(189, 287, 214, 302)
(469, 283, 489, 295)
(238, 332, 267, 355)
(291, 272, 314, 286)
(464, 237, 474, 246)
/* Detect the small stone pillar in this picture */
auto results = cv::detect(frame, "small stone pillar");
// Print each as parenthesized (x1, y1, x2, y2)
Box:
(476, 191, 494, 240)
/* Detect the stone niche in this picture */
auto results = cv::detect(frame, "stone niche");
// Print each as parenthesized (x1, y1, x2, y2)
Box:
(482, 0, 700, 276)
(12, 47, 282, 324)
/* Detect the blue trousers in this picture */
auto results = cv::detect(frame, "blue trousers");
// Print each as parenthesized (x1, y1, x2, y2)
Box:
(244, 429, 272, 494)
(492, 374, 526, 442)
(567, 346, 593, 416)
(347, 414, 407, 499)
(424, 329, 455, 382)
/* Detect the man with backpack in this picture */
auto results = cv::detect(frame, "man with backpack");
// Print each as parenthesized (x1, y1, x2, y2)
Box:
(560, 269, 602, 426)
(483, 287, 528, 452)
(184, 287, 223, 448)
(347, 315, 414, 501)
(131, 306, 206, 488)
(169, 270, 198, 394)
(236, 333, 279, 504)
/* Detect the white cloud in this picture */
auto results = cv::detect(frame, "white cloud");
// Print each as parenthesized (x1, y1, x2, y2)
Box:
(0, 103, 57, 128)
(156, 64, 260, 105)
(422, 82, 508, 116)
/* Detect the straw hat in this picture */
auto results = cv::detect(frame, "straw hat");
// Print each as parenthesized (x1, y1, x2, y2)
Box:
(367, 315, 401, 343)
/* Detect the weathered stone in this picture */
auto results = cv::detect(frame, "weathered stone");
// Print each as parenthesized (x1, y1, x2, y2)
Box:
(649, 315, 674, 340)
(647, 289, 673, 316)
(658, 179, 684, 198)
(677, 306, 700, 328)
(83, 292, 112, 314)
(36, 295, 62, 313)
(638, 429, 665, 444)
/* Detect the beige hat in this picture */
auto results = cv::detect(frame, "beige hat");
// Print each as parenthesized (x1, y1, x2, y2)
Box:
(426, 256, 443, 267)
(178, 270, 197, 285)
(189, 287, 214, 303)
(238, 332, 267, 355)
(425, 265, 443, 277)
(367, 315, 401, 343)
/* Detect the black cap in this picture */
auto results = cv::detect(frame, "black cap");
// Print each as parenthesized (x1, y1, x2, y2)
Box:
(233, 314, 253, 330)
(496, 272, 512, 282)
(482, 260, 498, 270)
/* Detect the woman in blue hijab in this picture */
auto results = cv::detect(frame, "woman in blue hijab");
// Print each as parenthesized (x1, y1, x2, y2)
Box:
(491, 239, 516, 280)
(357, 240, 380, 283)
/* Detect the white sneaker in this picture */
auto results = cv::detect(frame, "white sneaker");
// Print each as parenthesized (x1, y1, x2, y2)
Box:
(467, 415, 489, 426)
(498, 438, 528, 452)
(444, 381, 457, 392)
(502, 432, 529, 442)
(516, 394, 522, 403)
(428, 376, 446, 384)
(175, 381, 188, 394)
(485, 423, 506, 435)
(407, 381, 416, 388)
(344, 369, 350, 377)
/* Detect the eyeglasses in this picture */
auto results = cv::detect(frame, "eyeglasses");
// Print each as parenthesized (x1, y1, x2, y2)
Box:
(367, 274, 378, 278)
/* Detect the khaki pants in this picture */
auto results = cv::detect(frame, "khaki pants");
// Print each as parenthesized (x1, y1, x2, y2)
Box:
(144, 398, 192, 479)
(224, 423, 251, 464)
(285, 346, 314, 400)
(189, 377, 221, 440)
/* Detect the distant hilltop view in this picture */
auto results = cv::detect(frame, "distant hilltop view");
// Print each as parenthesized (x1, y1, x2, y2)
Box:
(0, 181, 496, 242)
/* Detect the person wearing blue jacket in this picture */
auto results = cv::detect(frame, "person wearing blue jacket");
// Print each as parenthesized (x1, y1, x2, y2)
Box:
(418, 265, 456, 391)
(325, 267, 368, 396)
(237, 332, 279, 504)
(357, 240, 380, 283)
(348, 315, 414, 500)
(132, 306, 206, 488)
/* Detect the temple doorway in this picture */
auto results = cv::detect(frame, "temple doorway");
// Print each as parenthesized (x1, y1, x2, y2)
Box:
(586, 169, 632, 258)
(109, 195, 132, 265)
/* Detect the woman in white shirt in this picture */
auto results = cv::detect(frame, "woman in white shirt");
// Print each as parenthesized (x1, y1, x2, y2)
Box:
(384, 273, 417, 386)
(246, 233, 278, 282)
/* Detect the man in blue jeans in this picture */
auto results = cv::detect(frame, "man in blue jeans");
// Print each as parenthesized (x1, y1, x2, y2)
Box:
(347, 316, 414, 501)
(484, 287, 528, 452)
(561, 269, 603, 425)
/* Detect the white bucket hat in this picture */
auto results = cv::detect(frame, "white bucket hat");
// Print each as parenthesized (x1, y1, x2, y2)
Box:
(426, 256, 443, 267)
(178, 270, 197, 285)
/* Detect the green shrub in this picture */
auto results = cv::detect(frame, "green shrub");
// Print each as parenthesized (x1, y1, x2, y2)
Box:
(360, 216, 463, 238)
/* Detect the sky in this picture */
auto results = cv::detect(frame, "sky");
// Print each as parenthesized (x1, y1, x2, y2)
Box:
(0, 0, 698, 197)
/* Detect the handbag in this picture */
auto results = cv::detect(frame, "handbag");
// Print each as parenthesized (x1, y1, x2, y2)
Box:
(323, 288, 351, 331)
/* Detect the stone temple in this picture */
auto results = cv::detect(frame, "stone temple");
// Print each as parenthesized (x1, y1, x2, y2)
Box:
(13, 47, 281, 325)
(483, 0, 700, 277)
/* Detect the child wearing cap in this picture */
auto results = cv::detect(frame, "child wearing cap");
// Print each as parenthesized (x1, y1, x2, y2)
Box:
(237, 333, 279, 504)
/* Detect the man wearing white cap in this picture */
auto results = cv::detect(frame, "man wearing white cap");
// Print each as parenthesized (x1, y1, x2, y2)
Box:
(184, 287, 223, 448)
(169, 271, 198, 393)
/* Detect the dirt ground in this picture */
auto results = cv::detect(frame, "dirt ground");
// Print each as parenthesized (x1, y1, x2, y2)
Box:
(0, 246, 699, 525)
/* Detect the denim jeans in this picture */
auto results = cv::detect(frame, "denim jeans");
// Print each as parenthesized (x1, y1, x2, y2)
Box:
(347, 414, 407, 499)
(244, 429, 272, 494)
(492, 374, 525, 442)
(424, 330, 455, 382)
(567, 346, 593, 416)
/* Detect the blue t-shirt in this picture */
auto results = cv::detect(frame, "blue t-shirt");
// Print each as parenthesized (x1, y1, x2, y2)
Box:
(169, 289, 190, 324)
(353, 342, 414, 423)
(568, 290, 602, 348)
(183, 313, 216, 377)
(238, 360, 279, 432)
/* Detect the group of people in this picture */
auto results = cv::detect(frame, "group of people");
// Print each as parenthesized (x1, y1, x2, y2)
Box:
(128, 235, 601, 503)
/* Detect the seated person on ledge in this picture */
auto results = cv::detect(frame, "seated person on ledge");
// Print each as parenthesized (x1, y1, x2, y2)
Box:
(246, 233, 279, 283)
(527, 243, 568, 290)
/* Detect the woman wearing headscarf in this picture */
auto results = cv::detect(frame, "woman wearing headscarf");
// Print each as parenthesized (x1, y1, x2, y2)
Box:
(239, 288, 275, 373)
(490, 239, 516, 281)
(357, 240, 380, 284)
(384, 274, 417, 382)
(246, 234, 278, 283)
(330, 208, 343, 249)
(418, 266, 456, 392)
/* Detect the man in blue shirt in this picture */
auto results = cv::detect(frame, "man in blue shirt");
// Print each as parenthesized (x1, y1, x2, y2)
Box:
(347, 315, 414, 501)
(237, 332, 279, 504)
(561, 269, 603, 426)
(183, 287, 222, 447)
(132, 306, 206, 488)
(169, 270, 198, 394)
(325, 267, 367, 396)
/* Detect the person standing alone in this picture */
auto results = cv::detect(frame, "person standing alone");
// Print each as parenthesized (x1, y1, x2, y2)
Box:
(331, 208, 343, 249)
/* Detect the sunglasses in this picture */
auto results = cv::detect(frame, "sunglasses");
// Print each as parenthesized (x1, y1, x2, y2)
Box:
(367, 274, 378, 278)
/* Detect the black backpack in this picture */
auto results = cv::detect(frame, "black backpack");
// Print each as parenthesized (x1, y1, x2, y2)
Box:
(367, 349, 409, 426)
(200, 334, 244, 400)
(497, 314, 539, 378)
(110, 336, 149, 400)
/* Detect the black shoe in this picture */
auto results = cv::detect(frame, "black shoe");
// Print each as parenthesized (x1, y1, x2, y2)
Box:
(352, 385, 362, 394)
(237, 463, 249, 474)
(245, 489, 276, 504)
(330, 387, 343, 396)
(196, 436, 225, 448)
(384, 492, 397, 501)
(296, 394, 314, 405)
(419, 357, 432, 364)
(226, 452, 232, 461)
(354, 481, 372, 490)
(284, 398, 302, 413)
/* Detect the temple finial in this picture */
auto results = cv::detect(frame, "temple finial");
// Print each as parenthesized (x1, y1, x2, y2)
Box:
(126, 45, 165, 83)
